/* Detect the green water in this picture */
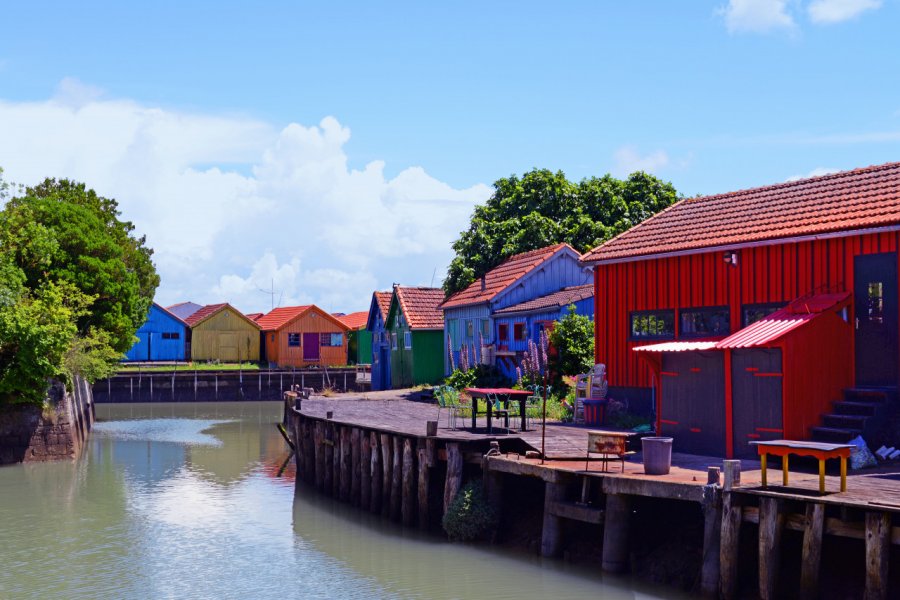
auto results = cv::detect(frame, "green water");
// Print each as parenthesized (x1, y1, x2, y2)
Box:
(0, 402, 682, 599)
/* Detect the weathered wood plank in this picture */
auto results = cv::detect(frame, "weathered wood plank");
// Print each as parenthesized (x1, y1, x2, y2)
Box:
(548, 500, 603, 525)
(719, 492, 742, 600)
(380, 432, 392, 518)
(700, 485, 722, 597)
(758, 497, 783, 600)
(314, 421, 325, 491)
(390, 436, 402, 521)
(324, 421, 334, 496)
(339, 426, 351, 502)
(370, 431, 382, 514)
(401, 437, 415, 526)
(602, 493, 631, 573)
(443, 443, 463, 515)
(865, 511, 891, 600)
(417, 444, 431, 530)
(541, 481, 566, 557)
(800, 503, 824, 600)
(360, 429, 371, 510)
(350, 427, 361, 506)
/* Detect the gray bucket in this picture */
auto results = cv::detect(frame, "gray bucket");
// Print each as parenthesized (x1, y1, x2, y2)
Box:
(642, 437, 673, 475)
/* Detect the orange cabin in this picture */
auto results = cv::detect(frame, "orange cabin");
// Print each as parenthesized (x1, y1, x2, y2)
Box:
(256, 305, 350, 368)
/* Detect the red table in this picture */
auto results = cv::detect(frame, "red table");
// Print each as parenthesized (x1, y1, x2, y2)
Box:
(465, 388, 534, 433)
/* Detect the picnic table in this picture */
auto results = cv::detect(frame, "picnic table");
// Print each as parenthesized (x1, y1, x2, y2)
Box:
(750, 439, 854, 494)
(465, 387, 534, 433)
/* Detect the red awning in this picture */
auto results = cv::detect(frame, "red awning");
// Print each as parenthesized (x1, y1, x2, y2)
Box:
(633, 341, 719, 352)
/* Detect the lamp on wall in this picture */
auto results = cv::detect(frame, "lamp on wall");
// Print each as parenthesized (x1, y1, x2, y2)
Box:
(723, 251, 739, 266)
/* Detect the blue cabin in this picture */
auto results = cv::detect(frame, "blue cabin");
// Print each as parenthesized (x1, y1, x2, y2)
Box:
(124, 303, 188, 361)
(366, 291, 393, 390)
(440, 243, 591, 374)
(492, 284, 594, 379)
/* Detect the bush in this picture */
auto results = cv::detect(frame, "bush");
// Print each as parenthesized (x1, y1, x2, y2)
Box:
(444, 364, 505, 390)
(548, 305, 594, 385)
(442, 480, 498, 542)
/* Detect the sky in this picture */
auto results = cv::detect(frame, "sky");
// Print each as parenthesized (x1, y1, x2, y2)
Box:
(1, 0, 899, 314)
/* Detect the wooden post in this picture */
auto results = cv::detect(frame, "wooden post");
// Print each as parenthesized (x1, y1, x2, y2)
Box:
(758, 497, 784, 600)
(723, 460, 741, 491)
(417, 442, 433, 530)
(719, 492, 742, 600)
(323, 422, 334, 496)
(390, 436, 402, 521)
(401, 438, 416, 526)
(370, 431, 382, 515)
(360, 430, 371, 510)
(380, 433, 392, 517)
(865, 511, 891, 600)
(700, 484, 723, 597)
(340, 426, 351, 502)
(350, 428, 361, 506)
(314, 421, 325, 491)
(602, 493, 632, 573)
(443, 443, 463, 515)
(304, 420, 315, 483)
(541, 480, 566, 557)
(426, 420, 438, 437)
(800, 503, 824, 600)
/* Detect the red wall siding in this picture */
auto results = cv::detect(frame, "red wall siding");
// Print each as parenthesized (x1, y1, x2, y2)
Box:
(594, 231, 900, 389)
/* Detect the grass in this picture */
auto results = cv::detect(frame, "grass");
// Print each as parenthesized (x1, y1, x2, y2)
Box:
(118, 362, 261, 373)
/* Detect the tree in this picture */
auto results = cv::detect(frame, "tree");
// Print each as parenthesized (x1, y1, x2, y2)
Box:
(443, 169, 680, 296)
(548, 305, 595, 382)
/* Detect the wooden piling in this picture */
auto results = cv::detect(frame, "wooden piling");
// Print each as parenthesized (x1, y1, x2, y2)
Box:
(602, 493, 632, 573)
(800, 502, 824, 600)
(370, 431, 382, 514)
(401, 438, 415, 526)
(350, 427, 361, 506)
(340, 426, 351, 502)
(380, 433, 392, 517)
(390, 436, 402, 521)
(700, 485, 722, 597)
(417, 441, 433, 531)
(443, 443, 463, 515)
(360, 430, 371, 510)
(323, 422, 334, 496)
(314, 421, 325, 491)
(758, 497, 784, 600)
(719, 492, 742, 600)
(540, 480, 566, 558)
(865, 511, 891, 600)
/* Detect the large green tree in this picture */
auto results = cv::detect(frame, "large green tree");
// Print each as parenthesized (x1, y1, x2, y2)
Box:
(443, 169, 680, 296)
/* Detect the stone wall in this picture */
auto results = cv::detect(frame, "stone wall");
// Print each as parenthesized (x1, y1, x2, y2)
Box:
(0, 376, 94, 465)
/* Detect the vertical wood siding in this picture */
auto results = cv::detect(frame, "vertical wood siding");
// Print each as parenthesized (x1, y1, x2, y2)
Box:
(125, 304, 187, 361)
(594, 231, 900, 389)
(191, 309, 260, 362)
(270, 310, 348, 368)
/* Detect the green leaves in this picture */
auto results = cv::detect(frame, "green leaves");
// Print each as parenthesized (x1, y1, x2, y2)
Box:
(548, 305, 595, 380)
(443, 168, 680, 296)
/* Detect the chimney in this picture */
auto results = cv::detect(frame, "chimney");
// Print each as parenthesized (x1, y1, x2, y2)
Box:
(480, 275, 486, 292)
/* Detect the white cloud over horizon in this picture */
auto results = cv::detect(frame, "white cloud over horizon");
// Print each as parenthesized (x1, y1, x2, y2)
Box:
(785, 166, 840, 181)
(807, 0, 882, 23)
(612, 146, 671, 177)
(719, 0, 796, 34)
(0, 80, 491, 314)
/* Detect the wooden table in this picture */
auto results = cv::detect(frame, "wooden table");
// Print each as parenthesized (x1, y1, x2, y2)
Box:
(585, 430, 634, 472)
(750, 440, 854, 494)
(465, 388, 534, 433)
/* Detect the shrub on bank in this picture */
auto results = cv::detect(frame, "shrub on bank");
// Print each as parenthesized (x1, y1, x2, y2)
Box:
(442, 480, 498, 542)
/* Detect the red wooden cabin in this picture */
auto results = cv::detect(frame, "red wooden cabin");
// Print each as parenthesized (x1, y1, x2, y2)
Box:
(582, 162, 900, 458)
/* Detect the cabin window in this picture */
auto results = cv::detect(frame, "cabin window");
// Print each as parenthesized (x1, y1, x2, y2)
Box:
(680, 306, 730, 338)
(480, 319, 490, 337)
(741, 303, 785, 327)
(320, 333, 343, 347)
(498, 323, 509, 341)
(288, 333, 300, 347)
(161, 332, 180, 340)
(629, 310, 675, 340)
(513, 323, 526, 341)
(391, 333, 398, 350)
(466, 320, 474, 338)
(404, 331, 412, 349)
(866, 282, 885, 324)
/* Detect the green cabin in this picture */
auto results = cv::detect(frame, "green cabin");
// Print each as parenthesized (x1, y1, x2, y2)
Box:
(337, 312, 371, 365)
(386, 286, 445, 388)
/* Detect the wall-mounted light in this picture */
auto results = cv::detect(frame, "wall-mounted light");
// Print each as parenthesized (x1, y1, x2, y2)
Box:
(723, 251, 739, 266)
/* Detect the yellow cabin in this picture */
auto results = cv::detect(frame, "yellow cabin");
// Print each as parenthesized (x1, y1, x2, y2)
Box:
(185, 303, 261, 362)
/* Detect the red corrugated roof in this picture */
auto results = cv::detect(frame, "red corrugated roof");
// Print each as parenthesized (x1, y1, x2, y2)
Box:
(256, 306, 312, 331)
(394, 287, 445, 330)
(184, 303, 260, 329)
(717, 292, 850, 348)
(584, 162, 900, 263)
(337, 311, 368, 330)
(494, 284, 593, 315)
(374, 291, 392, 320)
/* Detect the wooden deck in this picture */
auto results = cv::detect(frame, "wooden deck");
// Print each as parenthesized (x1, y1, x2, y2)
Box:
(297, 393, 900, 511)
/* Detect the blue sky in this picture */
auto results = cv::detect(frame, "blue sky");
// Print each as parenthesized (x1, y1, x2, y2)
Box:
(1, 1, 899, 312)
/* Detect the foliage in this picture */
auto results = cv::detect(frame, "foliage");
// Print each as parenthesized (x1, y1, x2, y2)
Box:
(64, 328, 124, 384)
(443, 169, 680, 295)
(606, 397, 651, 429)
(445, 367, 476, 390)
(444, 364, 504, 390)
(548, 305, 595, 382)
(0, 178, 159, 353)
(441, 480, 498, 542)
(516, 330, 548, 389)
(117, 362, 262, 372)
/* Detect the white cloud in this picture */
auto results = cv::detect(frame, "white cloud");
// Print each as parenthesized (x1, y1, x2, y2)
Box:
(785, 166, 839, 181)
(0, 79, 490, 313)
(808, 0, 881, 23)
(719, 0, 796, 34)
(612, 146, 670, 177)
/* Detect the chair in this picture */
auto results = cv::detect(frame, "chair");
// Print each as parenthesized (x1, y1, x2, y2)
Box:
(575, 364, 607, 425)
(487, 392, 512, 433)
(525, 385, 544, 428)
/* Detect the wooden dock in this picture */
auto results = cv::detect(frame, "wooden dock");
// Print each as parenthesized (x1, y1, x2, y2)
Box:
(287, 393, 899, 599)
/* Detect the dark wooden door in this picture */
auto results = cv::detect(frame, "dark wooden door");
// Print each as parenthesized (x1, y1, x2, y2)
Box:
(660, 352, 726, 456)
(855, 253, 898, 386)
(731, 349, 783, 459)
(303, 333, 320, 361)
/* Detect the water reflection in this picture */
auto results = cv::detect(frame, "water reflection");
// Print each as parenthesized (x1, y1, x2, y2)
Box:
(0, 402, 681, 599)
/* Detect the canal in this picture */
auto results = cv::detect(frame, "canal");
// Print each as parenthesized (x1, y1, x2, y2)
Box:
(0, 402, 684, 599)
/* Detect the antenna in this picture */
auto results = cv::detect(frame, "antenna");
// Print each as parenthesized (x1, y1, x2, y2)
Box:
(257, 278, 282, 311)
(430, 267, 437, 288)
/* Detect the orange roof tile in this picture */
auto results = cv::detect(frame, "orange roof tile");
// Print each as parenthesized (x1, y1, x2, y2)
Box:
(255, 306, 312, 331)
(441, 243, 576, 309)
(394, 287, 445, 330)
(583, 161, 900, 263)
(374, 291, 392, 321)
(245, 312, 264, 322)
(494, 284, 594, 315)
(337, 311, 368, 330)
(184, 303, 259, 329)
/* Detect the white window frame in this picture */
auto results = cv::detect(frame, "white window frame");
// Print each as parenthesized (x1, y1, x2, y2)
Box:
(404, 331, 412, 349)
(391, 332, 398, 350)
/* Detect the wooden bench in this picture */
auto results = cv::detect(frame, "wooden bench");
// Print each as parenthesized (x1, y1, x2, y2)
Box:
(585, 430, 634, 473)
(750, 439, 854, 494)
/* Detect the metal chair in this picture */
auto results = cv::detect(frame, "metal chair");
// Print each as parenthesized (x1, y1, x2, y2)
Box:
(487, 392, 513, 433)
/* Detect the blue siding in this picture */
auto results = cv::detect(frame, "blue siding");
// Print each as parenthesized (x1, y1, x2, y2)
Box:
(442, 304, 491, 374)
(124, 303, 187, 361)
(367, 296, 392, 391)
